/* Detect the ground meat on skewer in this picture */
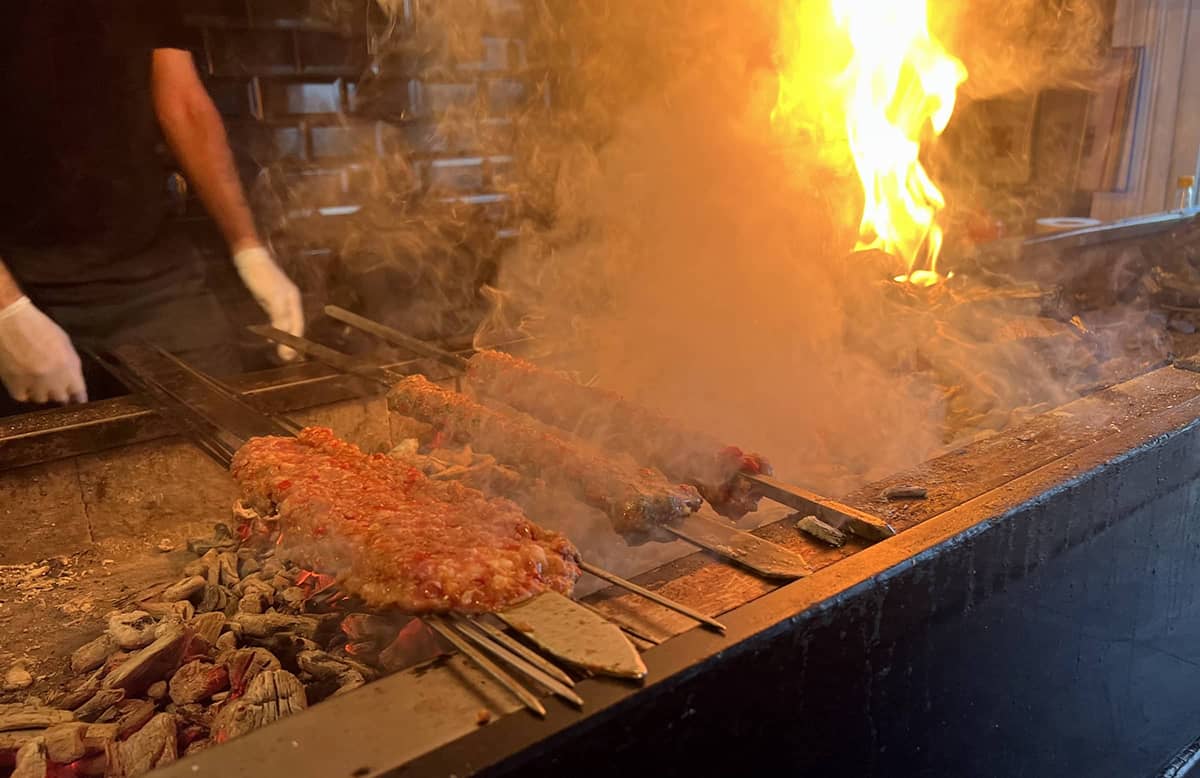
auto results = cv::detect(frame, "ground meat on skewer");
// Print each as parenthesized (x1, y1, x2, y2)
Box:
(231, 427, 580, 614)
(464, 350, 772, 519)
(387, 375, 702, 540)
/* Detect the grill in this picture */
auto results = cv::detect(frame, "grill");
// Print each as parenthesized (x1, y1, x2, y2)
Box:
(3, 217, 1200, 777)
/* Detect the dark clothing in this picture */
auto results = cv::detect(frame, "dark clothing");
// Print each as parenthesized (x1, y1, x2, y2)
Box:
(0, 0, 189, 293)
(0, 1, 241, 419)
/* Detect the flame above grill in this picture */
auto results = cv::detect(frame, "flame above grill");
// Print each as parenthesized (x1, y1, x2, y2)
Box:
(773, 0, 967, 286)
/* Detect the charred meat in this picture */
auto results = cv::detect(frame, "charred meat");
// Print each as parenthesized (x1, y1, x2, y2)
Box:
(465, 350, 771, 518)
(387, 375, 702, 539)
(231, 427, 580, 614)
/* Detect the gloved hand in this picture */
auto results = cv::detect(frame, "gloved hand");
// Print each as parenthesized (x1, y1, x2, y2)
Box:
(233, 246, 304, 361)
(0, 296, 87, 404)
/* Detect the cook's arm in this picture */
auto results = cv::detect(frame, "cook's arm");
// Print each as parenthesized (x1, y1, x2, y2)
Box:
(151, 49, 304, 356)
(0, 261, 21, 308)
(151, 48, 260, 253)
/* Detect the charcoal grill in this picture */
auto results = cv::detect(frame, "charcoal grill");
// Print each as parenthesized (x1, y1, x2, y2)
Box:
(3, 214, 1200, 777)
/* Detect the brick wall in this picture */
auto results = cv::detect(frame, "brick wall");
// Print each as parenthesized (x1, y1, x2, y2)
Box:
(177, 0, 543, 360)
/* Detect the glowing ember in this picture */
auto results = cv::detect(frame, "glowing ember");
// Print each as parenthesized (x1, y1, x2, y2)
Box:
(774, 0, 967, 284)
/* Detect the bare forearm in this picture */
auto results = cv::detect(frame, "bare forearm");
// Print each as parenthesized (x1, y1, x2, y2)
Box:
(0, 261, 22, 308)
(160, 105, 260, 252)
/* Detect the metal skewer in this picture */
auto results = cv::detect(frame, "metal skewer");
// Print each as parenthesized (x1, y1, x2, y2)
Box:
(472, 620, 577, 687)
(449, 616, 583, 707)
(321, 306, 893, 543)
(246, 325, 738, 628)
(325, 305, 470, 370)
(427, 617, 547, 717)
(579, 562, 725, 633)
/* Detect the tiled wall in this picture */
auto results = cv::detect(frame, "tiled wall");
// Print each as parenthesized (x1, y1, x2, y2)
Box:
(177, 0, 543, 353)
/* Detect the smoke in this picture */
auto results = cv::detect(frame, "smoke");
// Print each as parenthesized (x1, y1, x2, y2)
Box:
(469, 0, 1129, 497)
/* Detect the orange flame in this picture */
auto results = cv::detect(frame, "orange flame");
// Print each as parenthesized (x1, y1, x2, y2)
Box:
(774, 0, 966, 286)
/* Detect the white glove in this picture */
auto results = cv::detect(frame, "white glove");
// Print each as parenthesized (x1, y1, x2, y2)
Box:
(0, 296, 87, 404)
(233, 246, 304, 362)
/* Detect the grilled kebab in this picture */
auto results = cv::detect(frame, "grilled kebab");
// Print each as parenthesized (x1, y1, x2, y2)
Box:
(387, 374, 703, 540)
(465, 350, 772, 518)
(232, 427, 581, 614)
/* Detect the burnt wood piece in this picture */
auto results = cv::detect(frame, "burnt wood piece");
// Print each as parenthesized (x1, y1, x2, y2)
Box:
(190, 613, 227, 645)
(107, 713, 178, 777)
(72, 689, 125, 723)
(42, 722, 89, 763)
(70, 635, 119, 675)
(101, 625, 189, 696)
(795, 515, 847, 548)
(161, 576, 206, 603)
(107, 611, 158, 650)
(0, 704, 75, 732)
(0, 730, 43, 761)
(233, 613, 322, 641)
(169, 661, 229, 706)
(211, 670, 307, 742)
(10, 739, 47, 778)
(221, 648, 281, 696)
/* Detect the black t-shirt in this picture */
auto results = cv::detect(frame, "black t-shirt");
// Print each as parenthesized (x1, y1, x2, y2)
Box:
(0, 1, 189, 287)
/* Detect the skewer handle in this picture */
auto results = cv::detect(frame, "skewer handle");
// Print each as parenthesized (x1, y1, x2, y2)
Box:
(450, 617, 583, 707)
(427, 617, 547, 717)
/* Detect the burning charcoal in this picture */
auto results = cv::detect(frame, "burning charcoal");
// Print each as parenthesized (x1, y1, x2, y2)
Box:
(73, 753, 109, 777)
(184, 739, 211, 756)
(173, 601, 197, 621)
(107, 611, 159, 650)
(261, 558, 283, 577)
(278, 586, 307, 610)
(339, 613, 398, 644)
(196, 585, 233, 615)
(237, 552, 262, 578)
(0, 731, 42, 764)
(237, 592, 270, 614)
(72, 689, 124, 723)
(296, 650, 350, 682)
(796, 515, 847, 548)
(146, 681, 167, 701)
(215, 632, 238, 653)
(270, 572, 293, 591)
(190, 613, 227, 646)
(218, 552, 241, 588)
(109, 700, 158, 740)
(235, 574, 275, 599)
(3, 663, 33, 691)
(101, 624, 189, 697)
(254, 634, 320, 668)
(70, 634, 119, 675)
(11, 738, 48, 778)
(199, 550, 222, 587)
(211, 670, 306, 743)
(160, 576, 205, 603)
(234, 612, 323, 641)
(168, 661, 229, 706)
(0, 703, 75, 732)
(333, 670, 366, 696)
(378, 619, 443, 673)
(42, 721, 88, 763)
(107, 712, 178, 777)
(883, 485, 928, 500)
(221, 648, 281, 696)
(102, 651, 131, 675)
